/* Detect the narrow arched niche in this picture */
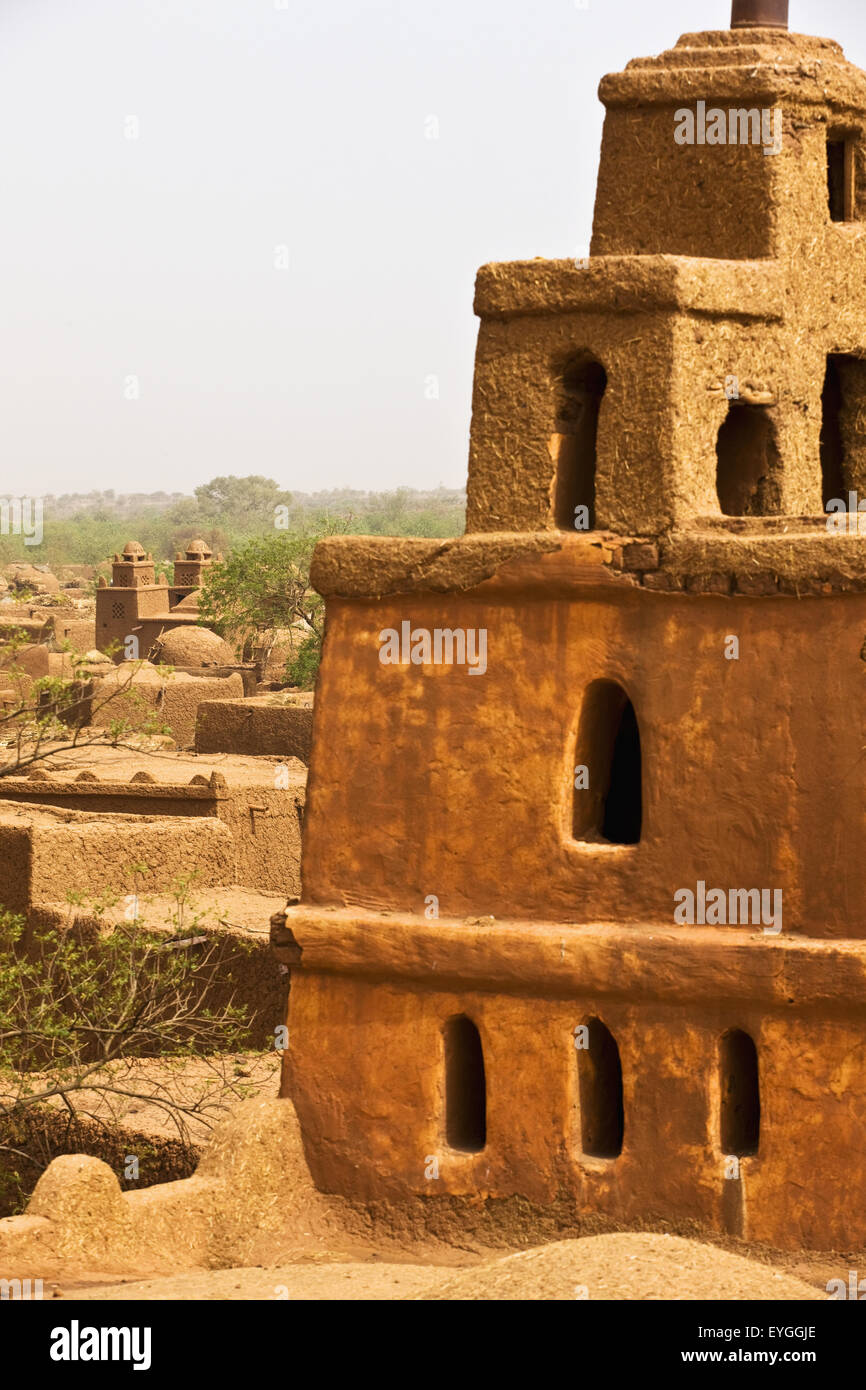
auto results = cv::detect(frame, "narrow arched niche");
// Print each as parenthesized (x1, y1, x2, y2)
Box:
(720, 1029, 760, 1157)
(571, 679, 642, 845)
(715, 403, 782, 517)
(551, 356, 607, 531)
(444, 1015, 486, 1153)
(821, 355, 846, 507)
(820, 353, 866, 510)
(577, 1017, 624, 1159)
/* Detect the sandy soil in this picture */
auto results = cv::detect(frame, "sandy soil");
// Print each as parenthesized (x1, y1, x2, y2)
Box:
(59, 1234, 825, 1301)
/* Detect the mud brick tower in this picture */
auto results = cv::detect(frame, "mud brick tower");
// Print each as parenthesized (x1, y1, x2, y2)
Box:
(278, 0, 866, 1250)
(96, 539, 218, 659)
(172, 537, 214, 592)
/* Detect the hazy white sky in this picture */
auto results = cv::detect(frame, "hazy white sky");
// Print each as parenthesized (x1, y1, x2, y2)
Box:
(1, 0, 864, 498)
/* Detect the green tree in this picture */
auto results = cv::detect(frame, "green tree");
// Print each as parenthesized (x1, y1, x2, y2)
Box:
(197, 529, 337, 688)
(0, 894, 256, 1212)
(193, 475, 292, 524)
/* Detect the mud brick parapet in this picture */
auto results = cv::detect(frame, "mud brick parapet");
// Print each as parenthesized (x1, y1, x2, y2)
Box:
(0, 807, 235, 915)
(195, 698, 314, 764)
(0, 760, 305, 899)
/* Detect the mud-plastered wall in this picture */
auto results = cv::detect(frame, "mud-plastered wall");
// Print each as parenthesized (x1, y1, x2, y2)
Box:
(0, 811, 236, 912)
(301, 578, 866, 937)
(286, 970, 866, 1250)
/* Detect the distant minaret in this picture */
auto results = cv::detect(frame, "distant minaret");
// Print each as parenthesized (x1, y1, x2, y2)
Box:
(110, 540, 155, 589)
(173, 538, 214, 591)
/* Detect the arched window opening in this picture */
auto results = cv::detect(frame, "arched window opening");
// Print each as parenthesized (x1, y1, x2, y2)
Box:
(715, 403, 782, 517)
(444, 1015, 486, 1153)
(571, 680, 642, 846)
(552, 357, 607, 531)
(577, 1017, 624, 1159)
(720, 1029, 760, 1157)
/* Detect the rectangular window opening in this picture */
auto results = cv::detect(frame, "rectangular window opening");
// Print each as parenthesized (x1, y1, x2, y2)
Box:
(820, 353, 866, 510)
(828, 136, 856, 223)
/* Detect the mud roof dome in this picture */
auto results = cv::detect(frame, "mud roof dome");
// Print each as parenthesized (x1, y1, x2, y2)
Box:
(185, 539, 213, 559)
(153, 625, 234, 668)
